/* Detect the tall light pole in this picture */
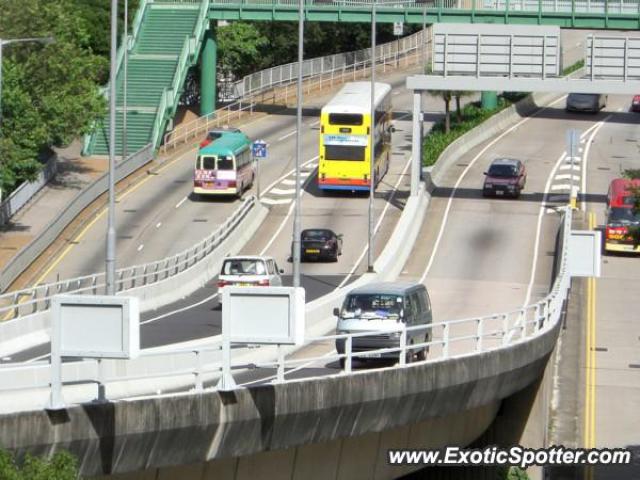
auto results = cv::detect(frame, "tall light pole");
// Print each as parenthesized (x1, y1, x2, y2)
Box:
(122, 0, 129, 161)
(106, 0, 118, 295)
(292, 0, 304, 289)
(0, 36, 54, 127)
(367, 2, 376, 273)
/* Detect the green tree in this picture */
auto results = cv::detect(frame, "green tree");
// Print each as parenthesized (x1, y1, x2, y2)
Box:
(427, 90, 453, 133)
(217, 22, 269, 80)
(0, 0, 106, 194)
(0, 448, 79, 479)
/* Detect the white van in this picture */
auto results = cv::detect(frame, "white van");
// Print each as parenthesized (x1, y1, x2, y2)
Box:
(333, 282, 433, 367)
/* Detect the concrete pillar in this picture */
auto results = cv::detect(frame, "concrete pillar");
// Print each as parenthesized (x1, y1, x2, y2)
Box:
(411, 91, 422, 196)
(481, 91, 498, 110)
(200, 25, 217, 116)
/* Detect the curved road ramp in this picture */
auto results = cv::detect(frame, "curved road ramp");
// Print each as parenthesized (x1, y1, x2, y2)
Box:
(0, 207, 572, 479)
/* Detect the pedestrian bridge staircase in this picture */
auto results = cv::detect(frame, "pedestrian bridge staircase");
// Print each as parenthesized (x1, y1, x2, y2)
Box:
(86, 1, 208, 156)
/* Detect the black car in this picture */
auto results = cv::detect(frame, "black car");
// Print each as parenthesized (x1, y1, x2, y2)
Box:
(293, 229, 343, 262)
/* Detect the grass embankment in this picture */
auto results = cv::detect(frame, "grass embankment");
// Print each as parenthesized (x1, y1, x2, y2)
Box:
(422, 93, 526, 167)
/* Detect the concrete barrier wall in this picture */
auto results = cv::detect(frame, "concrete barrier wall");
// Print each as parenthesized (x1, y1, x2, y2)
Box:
(0, 316, 560, 477)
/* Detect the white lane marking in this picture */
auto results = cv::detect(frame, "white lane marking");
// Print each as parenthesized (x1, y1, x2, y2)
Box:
(137, 244, 144, 252)
(551, 184, 572, 191)
(559, 164, 581, 171)
(554, 174, 581, 181)
(310, 120, 320, 127)
(140, 292, 220, 325)
(282, 178, 304, 186)
(336, 156, 413, 290)
(175, 196, 188, 209)
(278, 130, 297, 142)
(419, 95, 568, 284)
(239, 349, 338, 387)
(579, 121, 602, 140)
(524, 117, 609, 306)
(522, 150, 568, 307)
(270, 187, 296, 195)
(580, 117, 610, 212)
(26, 353, 50, 363)
(261, 157, 318, 196)
(261, 197, 293, 206)
(259, 157, 319, 255)
(156, 222, 162, 228)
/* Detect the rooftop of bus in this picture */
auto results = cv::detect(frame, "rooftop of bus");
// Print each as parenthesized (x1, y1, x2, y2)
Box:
(609, 178, 640, 207)
(198, 131, 250, 155)
(322, 81, 392, 114)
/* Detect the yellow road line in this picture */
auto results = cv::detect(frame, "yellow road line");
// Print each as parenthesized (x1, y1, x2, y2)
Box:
(584, 211, 597, 480)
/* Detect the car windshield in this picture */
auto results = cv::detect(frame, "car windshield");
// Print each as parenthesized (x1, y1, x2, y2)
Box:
(302, 230, 332, 241)
(342, 294, 402, 320)
(222, 259, 266, 275)
(608, 207, 640, 225)
(488, 164, 518, 177)
(570, 93, 597, 102)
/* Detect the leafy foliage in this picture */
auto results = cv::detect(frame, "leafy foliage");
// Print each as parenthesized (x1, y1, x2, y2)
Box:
(0, 448, 79, 479)
(217, 23, 270, 79)
(422, 97, 512, 167)
(0, 0, 106, 195)
(562, 59, 585, 76)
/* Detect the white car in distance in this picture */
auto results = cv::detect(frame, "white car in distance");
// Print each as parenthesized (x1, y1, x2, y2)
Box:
(217, 256, 284, 295)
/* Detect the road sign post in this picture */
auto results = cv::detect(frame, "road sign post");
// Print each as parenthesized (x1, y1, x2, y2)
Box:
(566, 129, 581, 210)
(252, 140, 267, 199)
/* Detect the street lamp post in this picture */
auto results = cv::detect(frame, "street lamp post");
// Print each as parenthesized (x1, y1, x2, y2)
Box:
(0, 36, 54, 127)
(123, 0, 129, 161)
(292, 0, 304, 289)
(106, 0, 118, 295)
(367, 3, 376, 273)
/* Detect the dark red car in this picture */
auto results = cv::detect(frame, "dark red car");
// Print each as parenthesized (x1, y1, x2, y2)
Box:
(631, 95, 640, 112)
(482, 158, 527, 198)
(199, 127, 241, 148)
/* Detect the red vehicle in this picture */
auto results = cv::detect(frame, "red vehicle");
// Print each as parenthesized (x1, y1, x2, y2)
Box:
(199, 127, 241, 148)
(632, 95, 640, 112)
(604, 178, 640, 254)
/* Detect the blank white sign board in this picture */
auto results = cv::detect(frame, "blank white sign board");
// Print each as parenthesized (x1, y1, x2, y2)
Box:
(222, 287, 305, 345)
(52, 295, 140, 359)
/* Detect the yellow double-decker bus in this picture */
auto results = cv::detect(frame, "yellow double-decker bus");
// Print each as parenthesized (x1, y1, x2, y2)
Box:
(318, 82, 392, 192)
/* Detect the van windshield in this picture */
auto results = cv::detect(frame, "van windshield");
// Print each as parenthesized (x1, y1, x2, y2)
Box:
(342, 294, 402, 319)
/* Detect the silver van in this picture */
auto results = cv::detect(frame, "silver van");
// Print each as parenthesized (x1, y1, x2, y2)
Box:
(566, 93, 607, 113)
(333, 282, 433, 367)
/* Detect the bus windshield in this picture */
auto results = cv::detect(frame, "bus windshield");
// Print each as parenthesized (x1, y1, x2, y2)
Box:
(608, 207, 640, 225)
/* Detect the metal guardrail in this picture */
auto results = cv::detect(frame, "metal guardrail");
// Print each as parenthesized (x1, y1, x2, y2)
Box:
(0, 208, 571, 407)
(160, 27, 429, 153)
(0, 145, 154, 295)
(0, 196, 256, 318)
(205, 0, 640, 10)
(0, 155, 57, 227)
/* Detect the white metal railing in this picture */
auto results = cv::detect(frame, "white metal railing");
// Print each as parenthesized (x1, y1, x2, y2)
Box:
(0, 197, 256, 319)
(0, 155, 57, 227)
(160, 27, 429, 153)
(0, 208, 571, 408)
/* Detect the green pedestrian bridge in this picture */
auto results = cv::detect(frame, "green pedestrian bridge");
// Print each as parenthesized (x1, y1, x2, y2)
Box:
(85, 0, 640, 156)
